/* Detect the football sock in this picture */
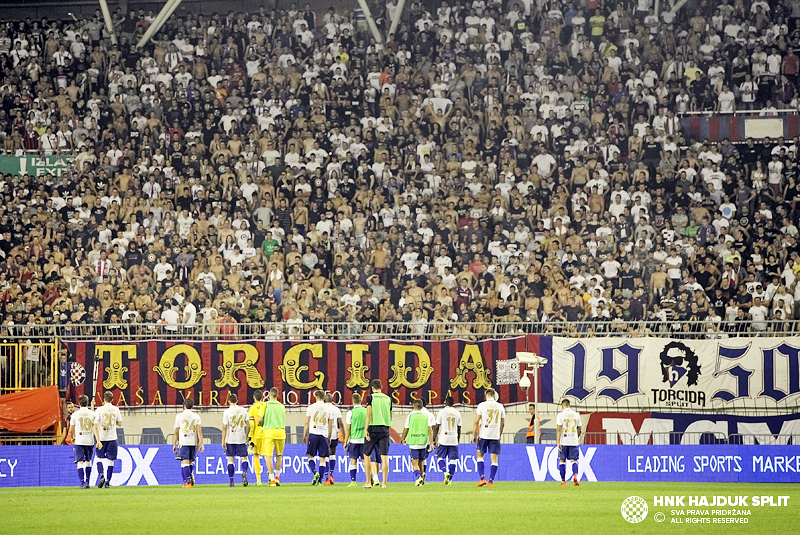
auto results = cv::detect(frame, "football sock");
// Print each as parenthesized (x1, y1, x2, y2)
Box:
(182, 465, 190, 483)
(268, 472, 274, 481)
(437, 458, 447, 472)
(308, 459, 316, 474)
(350, 468, 357, 482)
(477, 459, 485, 478)
(241, 460, 249, 476)
(448, 461, 457, 477)
(85, 465, 92, 483)
(559, 463, 566, 482)
(329, 457, 336, 475)
(490, 463, 498, 482)
(227, 463, 235, 481)
(319, 463, 327, 480)
(253, 455, 262, 483)
(77, 467, 84, 484)
(414, 469, 421, 479)
(572, 462, 579, 478)
(106, 460, 114, 482)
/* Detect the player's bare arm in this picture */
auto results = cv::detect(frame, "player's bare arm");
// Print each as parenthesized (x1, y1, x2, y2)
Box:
(221, 422, 228, 450)
(431, 423, 439, 446)
(197, 426, 204, 453)
(173, 427, 180, 452)
(400, 427, 409, 445)
(365, 405, 373, 441)
(473, 414, 482, 444)
(302, 415, 310, 444)
(556, 424, 563, 451)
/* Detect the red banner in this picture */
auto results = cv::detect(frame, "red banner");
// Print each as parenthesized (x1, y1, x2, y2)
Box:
(62, 337, 541, 407)
(0, 386, 62, 433)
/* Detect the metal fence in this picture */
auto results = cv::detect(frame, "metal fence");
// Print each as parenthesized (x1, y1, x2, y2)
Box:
(0, 433, 56, 446)
(0, 341, 58, 393)
(6, 320, 799, 341)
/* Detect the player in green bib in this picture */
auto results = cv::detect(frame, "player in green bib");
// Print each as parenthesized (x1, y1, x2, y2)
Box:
(401, 399, 434, 486)
(343, 392, 367, 487)
(260, 387, 286, 486)
(363, 379, 392, 488)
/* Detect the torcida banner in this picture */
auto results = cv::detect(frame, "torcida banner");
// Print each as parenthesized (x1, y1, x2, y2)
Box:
(542, 336, 800, 410)
(62, 337, 549, 407)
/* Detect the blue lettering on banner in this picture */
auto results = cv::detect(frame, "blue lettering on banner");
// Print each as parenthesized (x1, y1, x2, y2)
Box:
(712, 345, 752, 402)
(564, 343, 594, 401)
(3, 445, 797, 486)
(598, 343, 642, 401)
(761, 344, 800, 401)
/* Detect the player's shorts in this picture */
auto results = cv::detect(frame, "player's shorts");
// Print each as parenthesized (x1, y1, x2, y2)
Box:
(477, 438, 502, 455)
(435, 444, 459, 461)
(328, 439, 339, 457)
(409, 447, 429, 461)
(558, 445, 580, 462)
(264, 429, 286, 456)
(307, 434, 329, 458)
(225, 443, 248, 457)
(364, 425, 390, 457)
(178, 445, 197, 462)
(252, 436, 267, 457)
(347, 442, 364, 460)
(96, 439, 118, 460)
(74, 444, 93, 463)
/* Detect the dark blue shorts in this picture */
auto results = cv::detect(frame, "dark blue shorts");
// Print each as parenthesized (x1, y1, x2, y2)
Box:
(559, 445, 580, 462)
(96, 440, 118, 460)
(307, 434, 329, 458)
(225, 443, 248, 457)
(179, 445, 197, 462)
(435, 444, 459, 461)
(477, 438, 501, 455)
(410, 447, 429, 461)
(328, 439, 339, 457)
(74, 444, 93, 463)
(347, 442, 364, 460)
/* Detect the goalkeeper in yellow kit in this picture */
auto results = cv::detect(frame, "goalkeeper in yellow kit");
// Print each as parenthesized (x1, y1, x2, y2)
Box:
(248, 390, 267, 485)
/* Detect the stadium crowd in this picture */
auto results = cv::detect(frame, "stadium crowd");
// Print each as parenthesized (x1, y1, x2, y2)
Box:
(1, 0, 800, 342)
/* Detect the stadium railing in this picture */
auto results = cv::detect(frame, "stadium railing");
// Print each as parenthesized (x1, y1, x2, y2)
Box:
(3, 320, 797, 341)
(0, 433, 56, 446)
(0, 341, 58, 394)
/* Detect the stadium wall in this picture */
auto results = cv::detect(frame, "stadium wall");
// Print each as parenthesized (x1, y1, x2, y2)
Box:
(62, 335, 800, 411)
(1, 444, 797, 486)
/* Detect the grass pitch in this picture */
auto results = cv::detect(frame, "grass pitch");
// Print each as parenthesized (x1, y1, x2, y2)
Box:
(1, 482, 799, 535)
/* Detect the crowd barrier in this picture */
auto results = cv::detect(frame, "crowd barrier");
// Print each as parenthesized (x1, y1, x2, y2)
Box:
(0, 444, 797, 487)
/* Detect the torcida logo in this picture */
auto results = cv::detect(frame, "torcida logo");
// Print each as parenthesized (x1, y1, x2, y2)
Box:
(659, 341, 701, 387)
(621, 496, 648, 523)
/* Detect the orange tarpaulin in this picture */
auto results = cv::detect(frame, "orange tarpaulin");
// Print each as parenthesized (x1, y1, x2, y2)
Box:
(0, 386, 61, 433)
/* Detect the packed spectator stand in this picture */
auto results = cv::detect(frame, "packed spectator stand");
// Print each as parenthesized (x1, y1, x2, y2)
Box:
(0, 0, 799, 345)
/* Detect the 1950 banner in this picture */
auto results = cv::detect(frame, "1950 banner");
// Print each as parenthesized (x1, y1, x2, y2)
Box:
(62, 337, 548, 407)
(539, 336, 800, 409)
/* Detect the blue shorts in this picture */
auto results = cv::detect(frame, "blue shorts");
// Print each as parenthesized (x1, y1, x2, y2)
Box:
(347, 442, 364, 460)
(370, 447, 381, 463)
(435, 444, 459, 461)
(329, 439, 339, 457)
(225, 443, 248, 457)
(96, 440, 118, 460)
(307, 434, 329, 459)
(559, 445, 580, 462)
(410, 447, 429, 461)
(74, 445, 93, 463)
(477, 438, 501, 455)
(179, 445, 197, 462)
